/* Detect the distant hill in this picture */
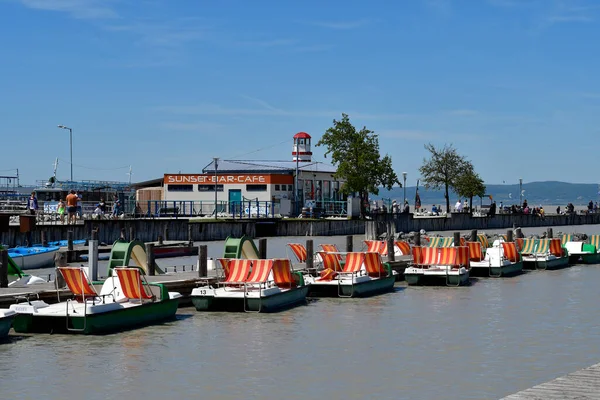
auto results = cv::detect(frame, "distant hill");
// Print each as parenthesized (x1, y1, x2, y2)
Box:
(375, 181, 600, 207)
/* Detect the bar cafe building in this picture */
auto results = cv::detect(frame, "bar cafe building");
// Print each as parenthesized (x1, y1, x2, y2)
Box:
(162, 133, 345, 215)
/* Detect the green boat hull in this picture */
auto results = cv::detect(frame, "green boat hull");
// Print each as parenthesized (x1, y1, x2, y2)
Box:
(192, 286, 309, 312)
(307, 275, 396, 298)
(0, 316, 14, 339)
(574, 253, 600, 265)
(469, 262, 523, 278)
(405, 272, 470, 286)
(523, 256, 570, 270)
(12, 299, 179, 335)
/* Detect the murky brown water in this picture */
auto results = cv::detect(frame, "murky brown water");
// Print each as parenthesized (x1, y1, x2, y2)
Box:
(3, 224, 600, 399)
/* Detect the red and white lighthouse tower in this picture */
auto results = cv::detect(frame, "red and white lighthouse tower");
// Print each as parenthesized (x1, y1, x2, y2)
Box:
(292, 132, 312, 162)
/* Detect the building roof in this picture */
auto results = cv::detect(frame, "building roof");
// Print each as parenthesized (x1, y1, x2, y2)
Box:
(131, 177, 164, 189)
(202, 159, 337, 174)
(293, 132, 311, 139)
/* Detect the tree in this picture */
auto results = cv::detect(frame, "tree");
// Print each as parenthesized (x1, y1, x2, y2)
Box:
(317, 113, 400, 217)
(454, 169, 486, 215)
(419, 143, 471, 213)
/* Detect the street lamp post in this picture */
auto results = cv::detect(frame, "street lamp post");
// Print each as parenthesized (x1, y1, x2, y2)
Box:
(402, 172, 407, 204)
(57, 125, 73, 181)
(519, 178, 523, 207)
(213, 157, 219, 219)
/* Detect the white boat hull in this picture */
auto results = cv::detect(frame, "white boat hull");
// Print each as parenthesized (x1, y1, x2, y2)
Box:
(9, 250, 58, 270)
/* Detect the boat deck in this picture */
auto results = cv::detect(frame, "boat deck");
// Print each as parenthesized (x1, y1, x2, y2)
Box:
(501, 362, 600, 399)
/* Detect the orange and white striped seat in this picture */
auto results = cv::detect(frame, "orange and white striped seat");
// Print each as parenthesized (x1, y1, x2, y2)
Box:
(114, 267, 154, 301)
(364, 240, 383, 253)
(515, 238, 525, 252)
(421, 247, 439, 266)
(340, 252, 365, 274)
(395, 241, 411, 255)
(454, 246, 470, 269)
(58, 266, 100, 302)
(272, 259, 297, 289)
(287, 243, 307, 263)
(317, 251, 343, 281)
(364, 252, 389, 277)
(502, 242, 519, 263)
(379, 241, 389, 256)
(320, 244, 342, 260)
(549, 238, 563, 257)
(216, 258, 230, 279)
(467, 241, 484, 262)
(459, 237, 466, 247)
(411, 246, 423, 267)
(222, 259, 252, 284)
(437, 247, 456, 266)
(245, 259, 274, 285)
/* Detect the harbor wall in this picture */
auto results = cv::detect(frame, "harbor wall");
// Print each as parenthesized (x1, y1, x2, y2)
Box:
(1, 212, 600, 246)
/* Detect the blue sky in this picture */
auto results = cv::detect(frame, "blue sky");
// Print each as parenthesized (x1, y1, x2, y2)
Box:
(1, 0, 599, 186)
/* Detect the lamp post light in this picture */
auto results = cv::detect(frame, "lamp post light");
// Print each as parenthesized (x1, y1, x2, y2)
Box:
(57, 125, 73, 181)
(402, 172, 407, 204)
(213, 157, 219, 219)
(519, 178, 523, 207)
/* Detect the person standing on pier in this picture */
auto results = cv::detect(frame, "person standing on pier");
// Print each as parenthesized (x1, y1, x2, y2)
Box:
(26, 192, 38, 215)
(112, 195, 121, 219)
(57, 198, 66, 224)
(66, 190, 78, 225)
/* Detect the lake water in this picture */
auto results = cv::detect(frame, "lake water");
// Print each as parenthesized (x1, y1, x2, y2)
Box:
(3, 224, 600, 399)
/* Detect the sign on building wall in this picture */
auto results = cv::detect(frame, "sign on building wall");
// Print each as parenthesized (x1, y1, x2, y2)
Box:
(164, 174, 293, 185)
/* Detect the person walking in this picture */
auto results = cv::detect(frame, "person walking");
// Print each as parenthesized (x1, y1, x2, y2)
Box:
(26, 192, 38, 215)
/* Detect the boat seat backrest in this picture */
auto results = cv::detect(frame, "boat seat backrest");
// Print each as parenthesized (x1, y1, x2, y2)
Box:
(561, 234, 572, 246)
(57, 267, 99, 301)
(467, 242, 484, 262)
(520, 239, 537, 254)
(318, 251, 342, 272)
(272, 259, 296, 288)
(114, 267, 154, 301)
(320, 244, 342, 260)
(364, 240, 383, 253)
(364, 252, 388, 277)
(549, 238, 563, 257)
(395, 241, 411, 255)
(224, 259, 252, 283)
(287, 243, 307, 263)
(501, 242, 519, 263)
(477, 234, 489, 249)
(421, 247, 439, 265)
(536, 239, 550, 255)
(437, 247, 456, 266)
(246, 259, 274, 284)
(590, 235, 600, 250)
(342, 252, 365, 273)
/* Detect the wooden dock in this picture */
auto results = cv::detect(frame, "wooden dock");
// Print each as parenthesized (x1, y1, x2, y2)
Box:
(502, 363, 600, 399)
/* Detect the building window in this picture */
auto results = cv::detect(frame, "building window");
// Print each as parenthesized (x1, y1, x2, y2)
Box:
(288, 184, 293, 191)
(198, 185, 224, 192)
(167, 185, 193, 192)
(246, 184, 267, 192)
(275, 184, 280, 191)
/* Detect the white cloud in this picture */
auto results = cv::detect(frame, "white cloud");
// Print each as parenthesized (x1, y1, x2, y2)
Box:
(19, 0, 118, 19)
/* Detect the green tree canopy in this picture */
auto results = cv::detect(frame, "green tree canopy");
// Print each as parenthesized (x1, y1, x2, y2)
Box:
(419, 143, 472, 213)
(317, 113, 400, 216)
(454, 169, 486, 215)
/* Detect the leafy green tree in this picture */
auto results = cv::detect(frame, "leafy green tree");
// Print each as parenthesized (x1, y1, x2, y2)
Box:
(317, 113, 400, 217)
(454, 169, 486, 215)
(419, 143, 472, 213)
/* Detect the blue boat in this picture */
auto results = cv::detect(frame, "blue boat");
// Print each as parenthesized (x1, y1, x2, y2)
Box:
(8, 246, 60, 270)
(33, 239, 87, 247)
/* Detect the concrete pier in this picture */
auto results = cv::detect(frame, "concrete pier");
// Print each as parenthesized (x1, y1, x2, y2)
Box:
(502, 363, 600, 399)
